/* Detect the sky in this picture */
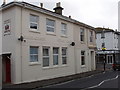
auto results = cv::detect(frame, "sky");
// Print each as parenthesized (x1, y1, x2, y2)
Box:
(0, 0, 119, 30)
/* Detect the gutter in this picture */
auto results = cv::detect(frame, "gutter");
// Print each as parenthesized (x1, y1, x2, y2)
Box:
(1, 1, 95, 30)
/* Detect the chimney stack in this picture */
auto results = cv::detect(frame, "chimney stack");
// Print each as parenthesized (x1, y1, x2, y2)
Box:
(2, 0, 6, 5)
(40, 3, 43, 8)
(53, 2, 63, 15)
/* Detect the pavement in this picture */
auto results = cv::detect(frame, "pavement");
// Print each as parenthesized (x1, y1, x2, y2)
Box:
(2, 68, 111, 90)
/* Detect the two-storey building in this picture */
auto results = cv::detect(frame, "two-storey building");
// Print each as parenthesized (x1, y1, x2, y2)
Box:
(1, 1, 96, 84)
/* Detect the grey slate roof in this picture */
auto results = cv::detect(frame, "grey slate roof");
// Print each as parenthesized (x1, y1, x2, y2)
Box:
(1, 1, 95, 30)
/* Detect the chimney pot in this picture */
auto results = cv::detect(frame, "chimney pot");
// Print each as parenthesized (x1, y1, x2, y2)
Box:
(56, 2, 61, 7)
(69, 16, 71, 18)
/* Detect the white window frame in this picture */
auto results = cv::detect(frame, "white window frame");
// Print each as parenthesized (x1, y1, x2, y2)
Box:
(46, 19, 55, 33)
(53, 47, 59, 65)
(30, 14, 39, 30)
(107, 55, 113, 64)
(42, 47, 50, 67)
(81, 51, 85, 66)
(62, 47, 67, 65)
(30, 46, 39, 62)
(61, 23, 67, 36)
(90, 31, 93, 42)
(80, 28, 84, 42)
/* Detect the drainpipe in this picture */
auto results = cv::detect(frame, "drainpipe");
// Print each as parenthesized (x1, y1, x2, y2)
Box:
(74, 46, 77, 74)
(20, 4, 25, 83)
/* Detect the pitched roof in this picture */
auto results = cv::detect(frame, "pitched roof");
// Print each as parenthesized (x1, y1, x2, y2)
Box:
(1, 1, 95, 30)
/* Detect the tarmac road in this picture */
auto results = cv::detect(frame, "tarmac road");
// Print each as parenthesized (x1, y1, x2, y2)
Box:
(40, 70, 120, 89)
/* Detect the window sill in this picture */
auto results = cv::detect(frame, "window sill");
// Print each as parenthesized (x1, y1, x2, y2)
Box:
(29, 62, 41, 66)
(61, 35, 67, 38)
(46, 32, 56, 36)
(81, 41, 85, 44)
(29, 29, 40, 33)
(42, 66, 51, 70)
(81, 65, 86, 68)
(61, 64, 68, 67)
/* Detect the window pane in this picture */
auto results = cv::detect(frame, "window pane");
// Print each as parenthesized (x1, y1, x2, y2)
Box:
(53, 48, 59, 54)
(53, 55, 58, 65)
(62, 48, 67, 55)
(81, 56, 85, 65)
(43, 57, 49, 67)
(80, 29, 84, 41)
(46, 19, 55, 26)
(62, 47, 67, 64)
(30, 15, 38, 23)
(81, 51, 85, 55)
(62, 57, 67, 64)
(30, 47, 38, 62)
(30, 47, 38, 54)
(30, 23, 37, 29)
(47, 27, 54, 32)
(61, 23, 67, 35)
(43, 48, 49, 56)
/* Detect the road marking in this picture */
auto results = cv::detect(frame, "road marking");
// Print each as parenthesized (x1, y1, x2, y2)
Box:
(83, 75, 119, 90)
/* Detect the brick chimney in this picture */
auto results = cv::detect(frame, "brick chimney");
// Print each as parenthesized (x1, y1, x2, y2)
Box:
(53, 2, 63, 15)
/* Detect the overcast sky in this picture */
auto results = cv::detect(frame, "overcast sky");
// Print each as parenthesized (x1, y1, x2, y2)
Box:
(0, 0, 119, 30)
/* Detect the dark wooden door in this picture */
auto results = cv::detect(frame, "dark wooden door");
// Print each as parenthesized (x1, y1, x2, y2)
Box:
(5, 58, 11, 83)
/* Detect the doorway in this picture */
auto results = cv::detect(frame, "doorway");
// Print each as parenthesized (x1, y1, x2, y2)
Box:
(107, 55, 113, 64)
(2, 54, 11, 83)
(91, 51, 94, 70)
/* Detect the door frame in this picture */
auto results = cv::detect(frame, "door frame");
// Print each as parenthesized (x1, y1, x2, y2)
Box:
(2, 53, 11, 83)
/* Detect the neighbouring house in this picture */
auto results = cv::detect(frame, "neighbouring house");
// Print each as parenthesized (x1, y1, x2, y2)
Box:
(118, 1, 120, 50)
(1, 1, 96, 85)
(96, 27, 120, 65)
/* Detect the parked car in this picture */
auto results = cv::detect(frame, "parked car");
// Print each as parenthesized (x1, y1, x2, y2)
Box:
(112, 61, 120, 71)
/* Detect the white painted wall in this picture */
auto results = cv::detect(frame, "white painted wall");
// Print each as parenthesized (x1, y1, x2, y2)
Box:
(0, 9, 2, 90)
(74, 24, 96, 74)
(96, 32, 119, 50)
(118, 1, 120, 32)
(2, 4, 96, 84)
(2, 7, 16, 83)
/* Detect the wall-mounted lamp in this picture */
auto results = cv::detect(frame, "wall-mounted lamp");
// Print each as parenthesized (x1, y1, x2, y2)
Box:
(70, 42, 75, 46)
(18, 36, 24, 42)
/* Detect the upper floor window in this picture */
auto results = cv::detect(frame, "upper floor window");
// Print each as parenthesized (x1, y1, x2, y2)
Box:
(80, 28, 84, 42)
(90, 31, 93, 42)
(102, 43, 105, 48)
(30, 46, 38, 62)
(46, 19, 55, 33)
(61, 23, 67, 36)
(30, 14, 39, 30)
(101, 31, 105, 38)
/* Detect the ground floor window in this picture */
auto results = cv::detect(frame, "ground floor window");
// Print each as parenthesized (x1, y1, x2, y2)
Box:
(53, 47, 59, 65)
(62, 47, 67, 64)
(30, 46, 38, 62)
(43, 47, 50, 67)
(81, 51, 85, 66)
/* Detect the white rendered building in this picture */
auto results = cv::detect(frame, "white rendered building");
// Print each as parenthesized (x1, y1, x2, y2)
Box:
(1, 1, 96, 84)
(96, 27, 120, 64)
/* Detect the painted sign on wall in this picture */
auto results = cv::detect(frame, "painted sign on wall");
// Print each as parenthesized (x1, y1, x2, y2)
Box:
(4, 19, 11, 36)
